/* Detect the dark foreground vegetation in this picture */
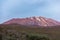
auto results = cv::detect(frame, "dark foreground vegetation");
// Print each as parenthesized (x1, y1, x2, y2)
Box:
(0, 24, 60, 40)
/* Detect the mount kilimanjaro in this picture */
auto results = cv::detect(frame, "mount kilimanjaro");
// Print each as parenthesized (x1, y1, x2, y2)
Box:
(3, 16, 60, 26)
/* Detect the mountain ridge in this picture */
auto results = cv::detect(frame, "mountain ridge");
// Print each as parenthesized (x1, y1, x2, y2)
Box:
(3, 16, 60, 27)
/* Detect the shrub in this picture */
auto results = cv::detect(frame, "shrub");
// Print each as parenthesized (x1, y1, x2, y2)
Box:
(26, 34, 50, 40)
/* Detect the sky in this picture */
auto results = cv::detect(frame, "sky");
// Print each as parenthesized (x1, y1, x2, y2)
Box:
(0, 0, 60, 23)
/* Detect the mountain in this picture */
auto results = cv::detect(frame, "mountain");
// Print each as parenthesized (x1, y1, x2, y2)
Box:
(3, 16, 60, 26)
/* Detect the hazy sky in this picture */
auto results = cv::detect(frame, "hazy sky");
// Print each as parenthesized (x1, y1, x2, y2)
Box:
(0, 0, 60, 23)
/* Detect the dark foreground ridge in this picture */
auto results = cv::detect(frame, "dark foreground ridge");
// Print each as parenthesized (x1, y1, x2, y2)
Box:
(0, 24, 60, 40)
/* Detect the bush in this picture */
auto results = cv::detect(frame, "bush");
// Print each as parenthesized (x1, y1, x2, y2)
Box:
(26, 34, 50, 40)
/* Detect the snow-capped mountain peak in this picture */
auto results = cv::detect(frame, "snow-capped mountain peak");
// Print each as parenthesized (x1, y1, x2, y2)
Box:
(3, 16, 60, 26)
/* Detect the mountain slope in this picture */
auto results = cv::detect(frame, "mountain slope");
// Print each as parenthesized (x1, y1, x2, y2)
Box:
(3, 16, 60, 26)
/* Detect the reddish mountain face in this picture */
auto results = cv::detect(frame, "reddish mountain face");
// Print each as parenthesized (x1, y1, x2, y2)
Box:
(3, 16, 60, 26)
